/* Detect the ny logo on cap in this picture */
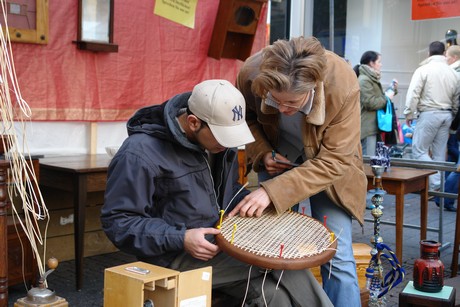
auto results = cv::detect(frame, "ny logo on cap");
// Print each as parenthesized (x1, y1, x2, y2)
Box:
(232, 105, 243, 122)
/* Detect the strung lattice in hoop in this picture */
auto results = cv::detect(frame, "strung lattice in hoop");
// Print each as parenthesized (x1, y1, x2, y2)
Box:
(215, 209, 337, 270)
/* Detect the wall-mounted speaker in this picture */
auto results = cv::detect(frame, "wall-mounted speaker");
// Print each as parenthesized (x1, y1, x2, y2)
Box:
(208, 0, 268, 61)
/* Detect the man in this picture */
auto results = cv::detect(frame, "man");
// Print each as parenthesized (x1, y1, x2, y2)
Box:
(101, 79, 333, 306)
(435, 44, 460, 211)
(232, 36, 367, 306)
(447, 44, 460, 72)
(404, 41, 460, 191)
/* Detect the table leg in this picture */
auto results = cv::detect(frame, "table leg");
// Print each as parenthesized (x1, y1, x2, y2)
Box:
(395, 185, 405, 262)
(74, 175, 87, 291)
(419, 178, 428, 240)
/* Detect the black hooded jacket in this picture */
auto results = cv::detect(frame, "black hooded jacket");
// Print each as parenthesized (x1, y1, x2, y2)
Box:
(101, 92, 248, 267)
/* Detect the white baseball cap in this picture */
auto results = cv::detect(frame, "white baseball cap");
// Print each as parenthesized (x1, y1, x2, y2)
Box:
(188, 80, 255, 148)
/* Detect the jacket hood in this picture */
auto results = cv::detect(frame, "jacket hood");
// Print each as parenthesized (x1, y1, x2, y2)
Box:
(359, 64, 381, 82)
(126, 92, 203, 152)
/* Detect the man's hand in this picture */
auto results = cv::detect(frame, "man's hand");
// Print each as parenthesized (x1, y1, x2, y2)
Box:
(184, 228, 220, 261)
(228, 187, 272, 218)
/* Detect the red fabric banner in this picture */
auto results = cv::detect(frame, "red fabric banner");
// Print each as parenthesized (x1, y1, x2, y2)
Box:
(412, 0, 460, 20)
(10, 1, 268, 121)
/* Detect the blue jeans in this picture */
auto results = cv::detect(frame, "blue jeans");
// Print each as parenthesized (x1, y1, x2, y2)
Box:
(435, 161, 459, 208)
(443, 171, 459, 207)
(258, 171, 361, 307)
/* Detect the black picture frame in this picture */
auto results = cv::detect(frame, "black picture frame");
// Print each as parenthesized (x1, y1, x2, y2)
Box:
(74, 0, 118, 53)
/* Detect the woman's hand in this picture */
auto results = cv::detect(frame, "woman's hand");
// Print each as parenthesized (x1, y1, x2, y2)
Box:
(393, 79, 399, 91)
(262, 151, 295, 176)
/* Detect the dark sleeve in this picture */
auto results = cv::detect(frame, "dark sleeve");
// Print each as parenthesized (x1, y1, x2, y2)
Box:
(101, 151, 186, 258)
(447, 133, 459, 162)
(451, 109, 460, 131)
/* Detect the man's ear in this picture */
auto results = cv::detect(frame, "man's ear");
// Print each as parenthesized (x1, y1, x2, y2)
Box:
(187, 114, 202, 132)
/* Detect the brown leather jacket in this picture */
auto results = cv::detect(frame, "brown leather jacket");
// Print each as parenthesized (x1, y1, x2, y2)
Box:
(236, 50, 366, 224)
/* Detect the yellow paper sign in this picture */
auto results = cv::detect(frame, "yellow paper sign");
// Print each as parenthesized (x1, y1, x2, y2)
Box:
(154, 0, 198, 29)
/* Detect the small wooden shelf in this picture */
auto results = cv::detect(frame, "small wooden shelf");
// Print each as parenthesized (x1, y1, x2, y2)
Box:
(73, 40, 118, 53)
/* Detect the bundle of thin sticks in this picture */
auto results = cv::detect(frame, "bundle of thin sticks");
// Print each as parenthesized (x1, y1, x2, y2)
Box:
(0, 0, 50, 283)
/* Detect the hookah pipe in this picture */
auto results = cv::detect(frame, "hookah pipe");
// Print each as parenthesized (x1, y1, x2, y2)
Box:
(367, 242, 405, 298)
(365, 165, 405, 303)
(373, 243, 405, 297)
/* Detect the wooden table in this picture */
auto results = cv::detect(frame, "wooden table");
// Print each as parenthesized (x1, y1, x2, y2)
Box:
(364, 165, 436, 262)
(399, 281, 456, 307)
(39, 154, 111, 291)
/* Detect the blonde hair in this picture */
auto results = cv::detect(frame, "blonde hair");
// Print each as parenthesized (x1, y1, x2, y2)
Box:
(252, 36, 326, 98)
(447, 45, 460, 59)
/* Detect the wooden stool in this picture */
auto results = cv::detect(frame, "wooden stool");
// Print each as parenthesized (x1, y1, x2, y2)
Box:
(451, 180, 460, 277)
(399, 281, 456, 307)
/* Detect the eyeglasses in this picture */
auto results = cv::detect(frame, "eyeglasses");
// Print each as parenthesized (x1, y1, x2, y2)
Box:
(264, 91, 312, 110)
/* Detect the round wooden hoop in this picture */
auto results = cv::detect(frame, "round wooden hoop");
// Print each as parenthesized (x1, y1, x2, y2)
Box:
(215, 209, 337, 270)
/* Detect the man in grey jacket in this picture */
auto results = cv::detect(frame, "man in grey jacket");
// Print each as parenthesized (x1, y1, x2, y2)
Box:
(404, 41, 460, 190)
(101, 79, 333, 306)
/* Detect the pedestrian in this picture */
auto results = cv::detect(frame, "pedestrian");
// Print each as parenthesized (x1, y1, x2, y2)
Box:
(353, 50, 398, 155)
(404, 41, 460, 191)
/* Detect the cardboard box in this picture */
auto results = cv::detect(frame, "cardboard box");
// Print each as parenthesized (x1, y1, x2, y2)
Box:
(104, 262, 212, 307)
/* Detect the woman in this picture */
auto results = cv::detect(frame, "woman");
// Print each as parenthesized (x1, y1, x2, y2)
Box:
(354, 51, 397, 156)
(233, 36, 366, 307)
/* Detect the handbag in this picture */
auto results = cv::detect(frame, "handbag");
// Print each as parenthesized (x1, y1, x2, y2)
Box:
(377, 98, 393, 132)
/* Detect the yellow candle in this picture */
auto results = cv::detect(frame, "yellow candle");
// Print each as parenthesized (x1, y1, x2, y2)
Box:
(230, 224, 237, 244)
(217, 209, 224, 229)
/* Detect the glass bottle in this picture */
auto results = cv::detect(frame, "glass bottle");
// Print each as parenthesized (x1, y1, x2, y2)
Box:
(366, 267, 387, 306)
